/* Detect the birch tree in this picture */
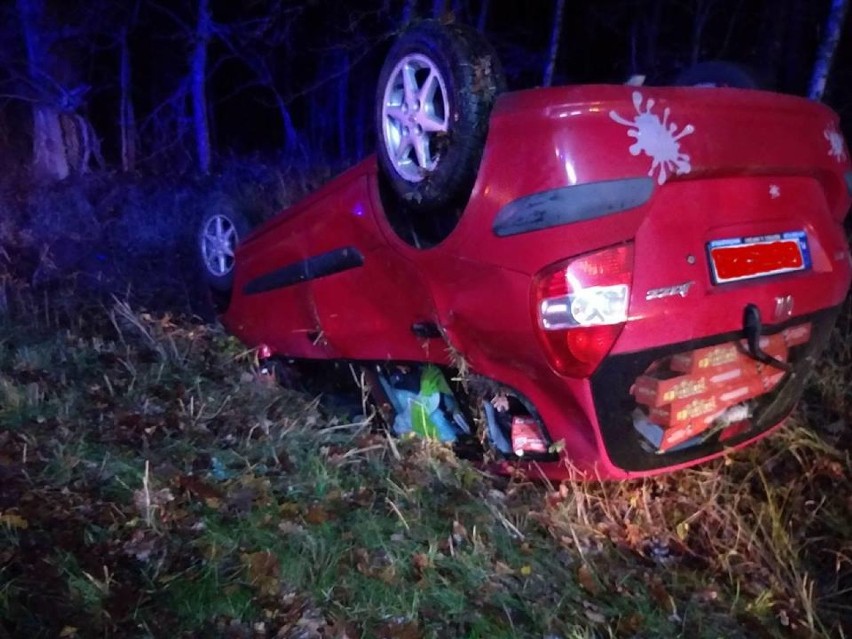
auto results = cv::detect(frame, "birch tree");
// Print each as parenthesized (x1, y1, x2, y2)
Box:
(808, 0, 849, 100)
(192, 0, 212, 173)
(119, 27, 137, 172)
(150, 0, 215, 173)
(15, 0, 101, 179)
(476, 0, 490, 32)
(542, 0, 566, 87)
(118, 1, 141, 172)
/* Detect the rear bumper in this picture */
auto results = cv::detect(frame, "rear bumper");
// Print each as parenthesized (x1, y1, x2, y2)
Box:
(589, 306, 840, 473)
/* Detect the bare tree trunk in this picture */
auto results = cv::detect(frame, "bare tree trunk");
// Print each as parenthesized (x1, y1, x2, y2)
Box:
(401, 0, 416, 24)
(641, 0, 663, 77)
(32, 106, 70, 179)
(758, 0, 788, 90)
(432, 0, 446, 19)
(337, 52, 349, 163)
(119, 28, 137, 172)
(476, 0, 490, 31)
(273, 93, 299, 155)
(808, 0, 849, 100)
(354, 83, 366, 160)
(690, 0, 713, 66)
(718, 0, 744, 59)
(542, 0, 566, 87)
(192, 0, 212, 173)
(17, 0, 70, 179)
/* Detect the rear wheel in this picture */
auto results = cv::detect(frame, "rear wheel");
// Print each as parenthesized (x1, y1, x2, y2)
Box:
(376, 20, 506, 218)
(674, 60, 762, 89)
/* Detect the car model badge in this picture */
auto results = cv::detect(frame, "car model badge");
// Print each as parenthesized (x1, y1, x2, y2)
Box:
(645, 281, 694, 301)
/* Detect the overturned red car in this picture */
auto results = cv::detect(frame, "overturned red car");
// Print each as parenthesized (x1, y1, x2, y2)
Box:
(198, 21, 852, 480)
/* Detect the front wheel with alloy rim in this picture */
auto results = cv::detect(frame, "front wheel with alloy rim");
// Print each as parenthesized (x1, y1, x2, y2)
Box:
(198, 209, 250, 292)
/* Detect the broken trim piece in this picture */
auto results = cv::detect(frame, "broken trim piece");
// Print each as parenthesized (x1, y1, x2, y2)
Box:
(492, 177, 654, 237)
(243, 246, 365, 295)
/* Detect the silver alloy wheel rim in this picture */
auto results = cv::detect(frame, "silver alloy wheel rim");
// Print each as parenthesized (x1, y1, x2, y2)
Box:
(381, 53, 450, 182)
(201, 214, 238, 277)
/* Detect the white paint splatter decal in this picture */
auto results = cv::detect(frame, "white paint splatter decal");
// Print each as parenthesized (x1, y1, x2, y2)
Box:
(824, 125, 847, 162)
(610, 92, 695, 185)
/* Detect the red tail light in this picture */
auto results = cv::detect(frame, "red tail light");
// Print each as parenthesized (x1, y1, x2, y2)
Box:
(532, 244, 634, 377)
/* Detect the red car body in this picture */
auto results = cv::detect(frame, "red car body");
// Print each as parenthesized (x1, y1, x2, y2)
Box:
(222, 85, 852, 480)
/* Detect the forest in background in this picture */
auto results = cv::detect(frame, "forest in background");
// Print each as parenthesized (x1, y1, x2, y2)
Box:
(1, 3, 852, 637)
(0, 0, 849, 180)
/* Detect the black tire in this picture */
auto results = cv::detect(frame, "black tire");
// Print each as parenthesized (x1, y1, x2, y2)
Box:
(375, 20, 506, 214)
(674, 60, 762, 89)
(197, 207, 251, 292)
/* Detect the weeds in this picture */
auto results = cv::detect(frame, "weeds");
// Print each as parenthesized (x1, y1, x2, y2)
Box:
(0, 299, 850, 638)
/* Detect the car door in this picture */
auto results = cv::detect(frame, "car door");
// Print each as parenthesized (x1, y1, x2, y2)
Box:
(308, 174, 444, 363)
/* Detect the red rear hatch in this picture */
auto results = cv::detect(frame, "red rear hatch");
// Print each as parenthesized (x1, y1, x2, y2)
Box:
(449, 86, 851, 474)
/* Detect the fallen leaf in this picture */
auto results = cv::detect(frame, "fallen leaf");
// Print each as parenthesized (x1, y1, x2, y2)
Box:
(583, 608, 607, 624)
(648, 577, 675, 613)
(278, 521, 305, 535)
(279, 501, 301, 519)
(122, 529, 161, 562)
(353, 548, 371, 575)
(242, 551, 280, 597)
(324, 619, 359, 639)
(451, 520, 467, 544)
(227, 485, 259, 514)
(615, 612, 643, 636)
(177, 475, 223, 506)
(375, 618, 422, 639)
(411, 553, 431, 578)
(578, 563, 600, 595)
(377, 564, 396, 584)
(132, 487, 174, 521)
(351, 487, 375, 507)
(304, 505, 330, 525)
(0, 511, 28, 529)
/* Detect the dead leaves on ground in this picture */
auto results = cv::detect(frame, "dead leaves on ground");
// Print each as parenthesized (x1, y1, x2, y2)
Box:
(242, 550, 281, 598)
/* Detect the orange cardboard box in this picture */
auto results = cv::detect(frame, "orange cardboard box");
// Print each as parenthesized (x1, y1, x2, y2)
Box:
(671, 343, 740, 374)
(650, 394, 722, 428)
(633, 371, 708, 407)
(636, 340, 788, 408)
(651, 366, 787, 452)
(760, 368, 786, 391)
(650, 366, 784, 428)
(660, 420, 713, 451)
(744, 332, 788, 356)
(715, 377, 766, 406)
(672, 333, 790, 374)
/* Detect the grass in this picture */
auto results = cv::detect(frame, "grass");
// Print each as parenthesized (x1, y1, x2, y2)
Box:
(0, 298, 850, 638)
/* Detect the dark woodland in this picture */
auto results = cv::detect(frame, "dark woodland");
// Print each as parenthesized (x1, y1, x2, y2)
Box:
(1, 0, 851, 177)
(1, 2, 852, 638)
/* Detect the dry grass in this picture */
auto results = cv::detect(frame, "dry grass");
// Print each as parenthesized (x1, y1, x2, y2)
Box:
(0, 290, 850, 637)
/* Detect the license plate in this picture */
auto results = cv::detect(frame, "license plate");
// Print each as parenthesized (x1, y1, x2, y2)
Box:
(708, 231, 811, 284)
